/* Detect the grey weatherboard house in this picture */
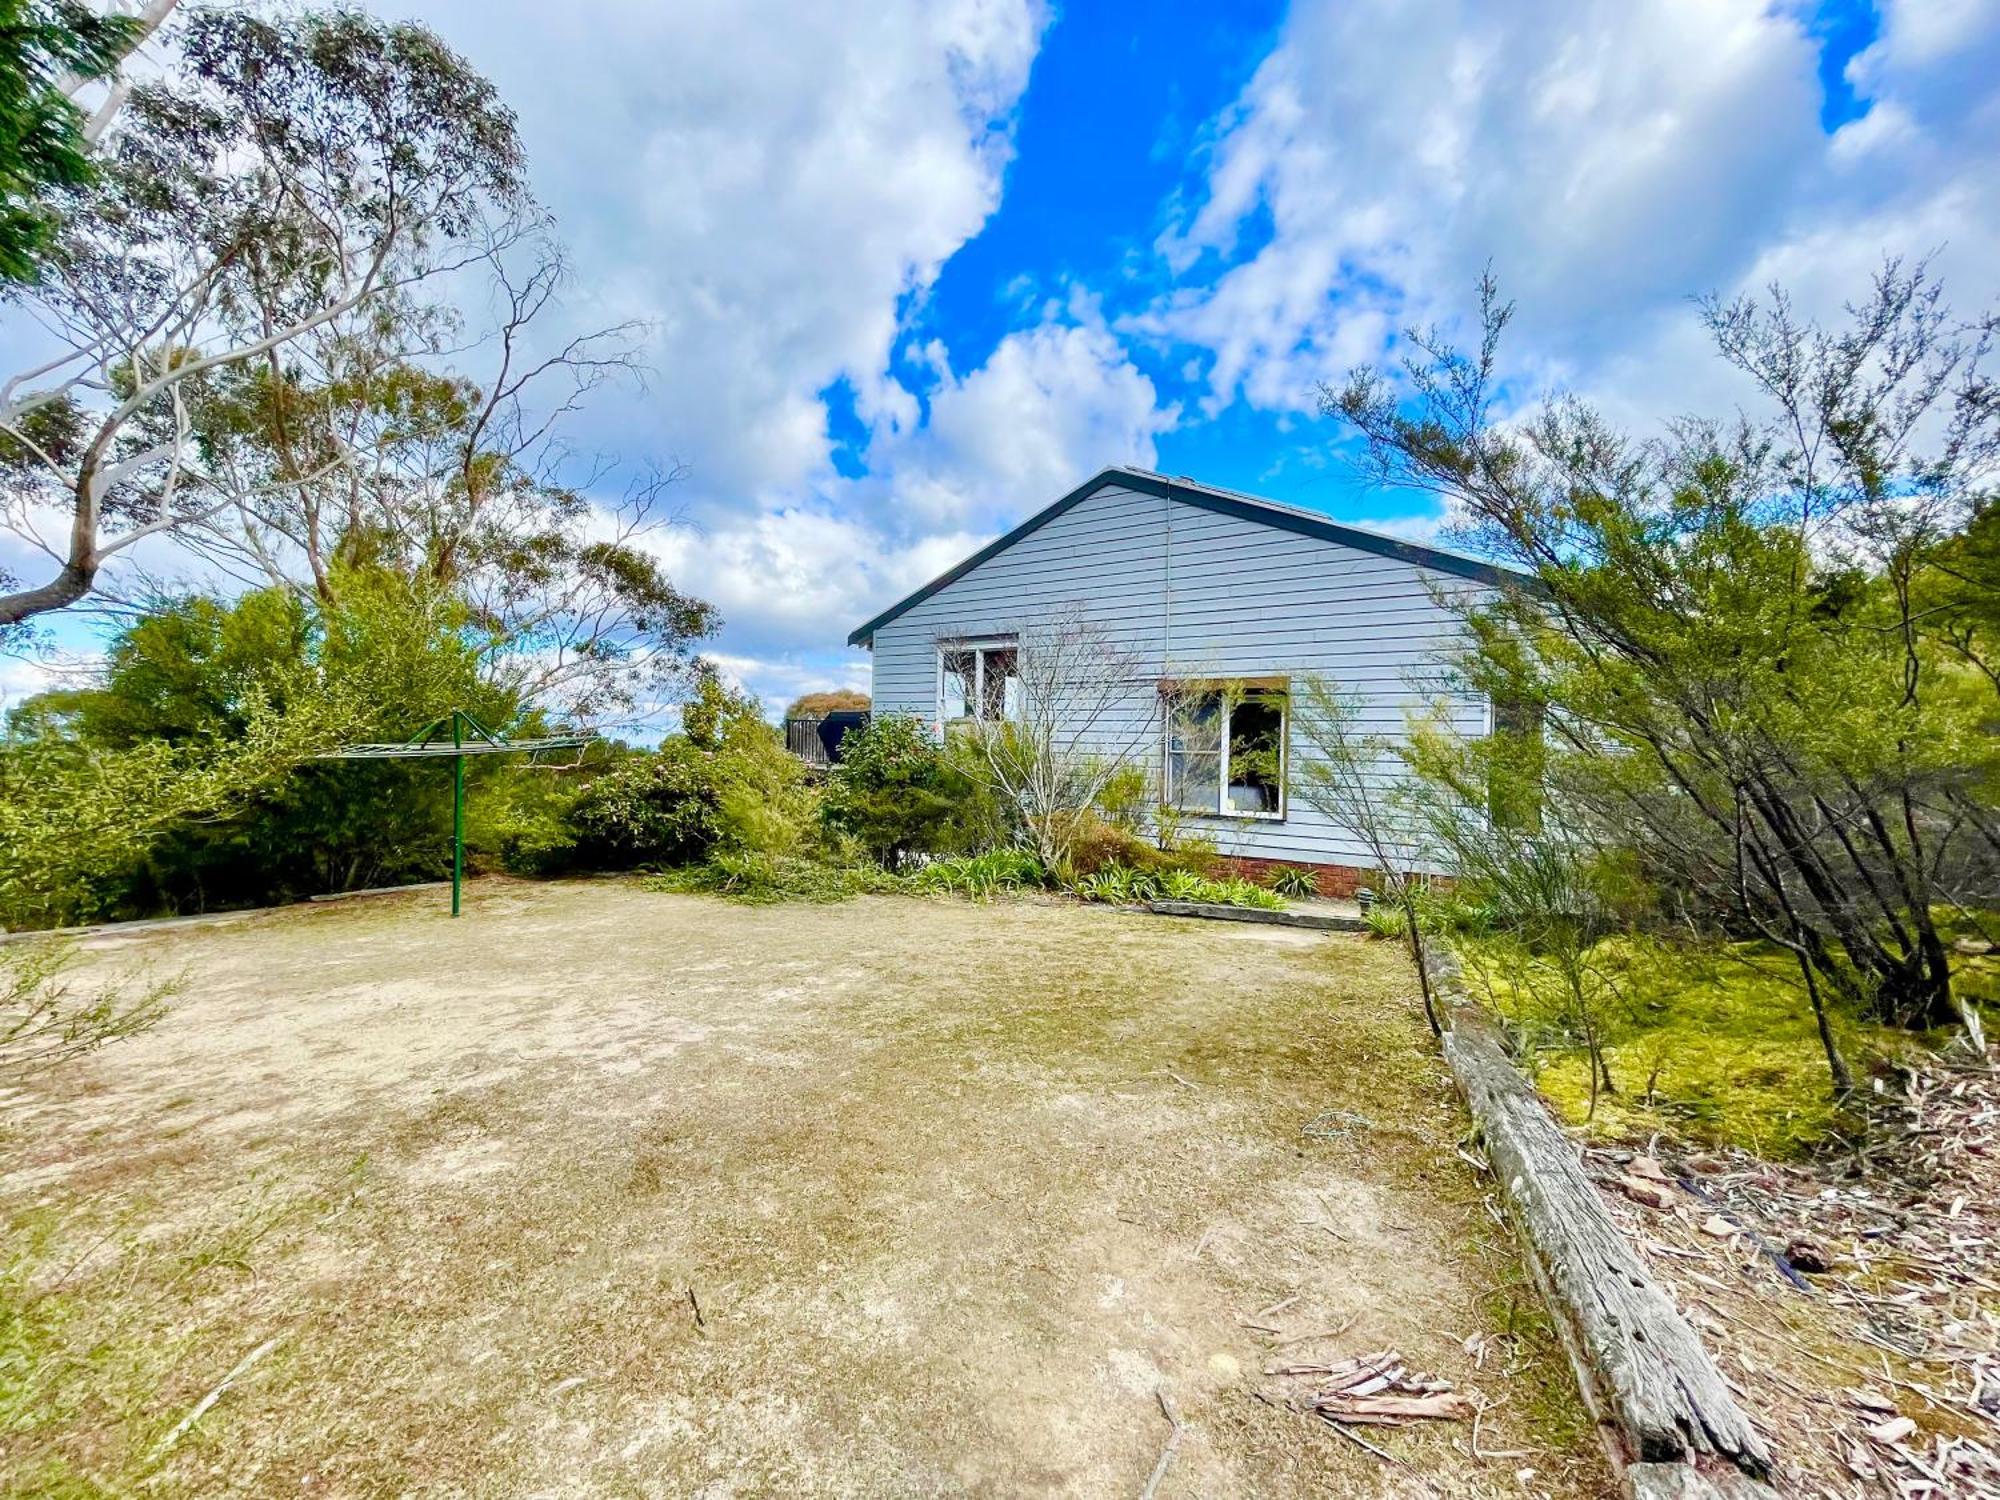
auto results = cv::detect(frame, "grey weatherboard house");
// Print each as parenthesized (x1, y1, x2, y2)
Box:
(847, 467, 1525, 892)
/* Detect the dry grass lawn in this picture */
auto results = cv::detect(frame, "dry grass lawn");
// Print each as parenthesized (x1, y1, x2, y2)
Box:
(3, 878, 1611, 1496)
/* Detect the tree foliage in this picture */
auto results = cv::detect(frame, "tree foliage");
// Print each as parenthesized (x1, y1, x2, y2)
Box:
(0, 4, 527, 626)
(0, 569, 517, 926)
(564, 674, 803, 871)
(0, 0, 142, 283)
(1324, 260, 2000, 1041)
(820, 713, 993, 871)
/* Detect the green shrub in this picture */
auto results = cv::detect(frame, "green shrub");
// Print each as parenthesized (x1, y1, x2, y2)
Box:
(564, 738, 723, 868)
(1207, 876, 1285, 910)
(1071, 864, 1162, 904)
(1362, 900, 1409, 940)
(467, 749, 609, 876)
(907, 849, 1047, 900)
(1146, 803, 1220, 865)
(1063, 816, 1222, 883)
(566, 675, 805, 871)
(1066, 863, 1284, 911)
(1267, 864, 1320, 898)
(821, 714, 996, 871)
(1093, 764, 1150, 832)
(644, 854, 894, 905)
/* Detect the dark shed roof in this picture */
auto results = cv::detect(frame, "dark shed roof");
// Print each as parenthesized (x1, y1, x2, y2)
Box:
(846, 466, 1531, 648)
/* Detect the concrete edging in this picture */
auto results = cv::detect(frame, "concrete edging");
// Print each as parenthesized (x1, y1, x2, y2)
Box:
(0, 882, 450, 945)
(1145, 900, 1366, 932)
(1421, 938, 1778, 1500)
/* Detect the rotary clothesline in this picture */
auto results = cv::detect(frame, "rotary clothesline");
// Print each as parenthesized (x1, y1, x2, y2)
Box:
(318, 709, 589, 916)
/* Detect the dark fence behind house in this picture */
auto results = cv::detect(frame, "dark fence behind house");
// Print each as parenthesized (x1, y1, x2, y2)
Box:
(784, 710, 870, 769)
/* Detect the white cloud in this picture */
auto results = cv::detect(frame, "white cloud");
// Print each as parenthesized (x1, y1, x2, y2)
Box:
(705, 650, 870, 717)
(645, 297, 1162, 661)
(353, 0, 1088, 709)
(646, 507, 982, 660)
(0, 653, 59, 707)
(639, 300, 1178, 707)
(386, 0, 1051, 504)
(858, 301, 1179, 533)
(1150, 0, 2000, 428)
(404, 0, 1185, 714)
(0, 648, 102, 712)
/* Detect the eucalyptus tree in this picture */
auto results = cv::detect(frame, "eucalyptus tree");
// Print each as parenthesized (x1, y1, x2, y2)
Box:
(0, 0, 169, 284)
(178, 256, 718, 724)
(0, 6, 528, 628)
(1323, 262, 2000, 1038)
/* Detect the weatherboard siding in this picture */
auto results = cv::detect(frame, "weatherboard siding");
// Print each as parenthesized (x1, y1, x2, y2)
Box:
(867, 482, 1486, 868)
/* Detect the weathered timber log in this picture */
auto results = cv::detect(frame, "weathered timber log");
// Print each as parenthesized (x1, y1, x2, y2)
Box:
(1146, 901, 1364, 931)
(1425, 941, 1774, 1495)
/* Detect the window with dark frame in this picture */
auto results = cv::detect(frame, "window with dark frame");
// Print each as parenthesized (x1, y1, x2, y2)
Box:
(1166, 684, 1287, 819)
(1487, 694, 1547, 831)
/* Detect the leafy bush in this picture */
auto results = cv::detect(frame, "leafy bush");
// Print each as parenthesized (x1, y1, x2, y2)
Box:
(1093, 764, 1150, 833)
(907, 849, 1047, 900)
(821, 714, 995, 871)
(1206, 877, 1285, 910)
(1267, 865, 1320, 898)
(1063, 816, 1220, 884)
(1067, 863, 1284, 910)
(565, 675, 805, 871)
(643, 854, 894, 905)
(0, 573, 514, 926)
(1362, 900, 1409, 941)
(564, 739, 724, 868)
(1074, 864, 1162, 904)
(467, 747, 613, 876)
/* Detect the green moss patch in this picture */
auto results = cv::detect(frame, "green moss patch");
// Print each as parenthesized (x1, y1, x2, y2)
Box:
(1463, 937, 1920, 1157)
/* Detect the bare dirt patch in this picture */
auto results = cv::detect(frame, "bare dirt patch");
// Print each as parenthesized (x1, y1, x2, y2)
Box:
(4, 879, 1610, 1496)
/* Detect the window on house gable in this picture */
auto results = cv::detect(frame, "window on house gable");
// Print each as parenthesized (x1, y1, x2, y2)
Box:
(1166, 683, 1287, 819)
(1487, 693, 1547, 832)
(939, 639, 1020, 725)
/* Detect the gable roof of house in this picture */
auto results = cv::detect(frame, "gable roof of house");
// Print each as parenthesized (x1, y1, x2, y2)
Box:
(846, 465, 1532, 647)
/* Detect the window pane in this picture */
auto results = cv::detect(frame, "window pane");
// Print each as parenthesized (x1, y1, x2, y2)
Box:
(981, 646, 1018, 721)
(1488, 695, 1546, 831)
(1170, 751, 1221, 812)
(941, 650, 975, 720)
(1226, 697, 1284, 814)
(1168, 693, 1224, 812)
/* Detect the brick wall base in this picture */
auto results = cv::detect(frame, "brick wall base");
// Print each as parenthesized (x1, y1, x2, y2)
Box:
(1207, 854, 1370, 900)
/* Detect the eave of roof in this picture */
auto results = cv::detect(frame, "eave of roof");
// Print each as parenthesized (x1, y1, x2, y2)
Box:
(846, 466, 1534, 647)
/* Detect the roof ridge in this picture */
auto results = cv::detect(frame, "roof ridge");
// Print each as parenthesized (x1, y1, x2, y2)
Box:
(1102, 464, 1503, 575)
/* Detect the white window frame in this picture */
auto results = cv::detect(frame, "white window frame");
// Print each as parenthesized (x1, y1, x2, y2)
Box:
(936, 636, 1020, 729)
(1164, 685, 1288, 822)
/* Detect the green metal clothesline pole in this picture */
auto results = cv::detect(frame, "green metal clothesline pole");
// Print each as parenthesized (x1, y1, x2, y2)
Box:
(316, 709, 588, 916)
(451, 711, 465, 918)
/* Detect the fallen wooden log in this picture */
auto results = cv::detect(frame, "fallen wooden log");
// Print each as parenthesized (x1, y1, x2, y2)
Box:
(1316, 1391, 1477, 1423)
(1424, 940, 1775, 1499)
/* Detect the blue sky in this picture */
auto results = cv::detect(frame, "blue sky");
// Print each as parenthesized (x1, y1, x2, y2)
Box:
(6, 0, 1998, 723)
